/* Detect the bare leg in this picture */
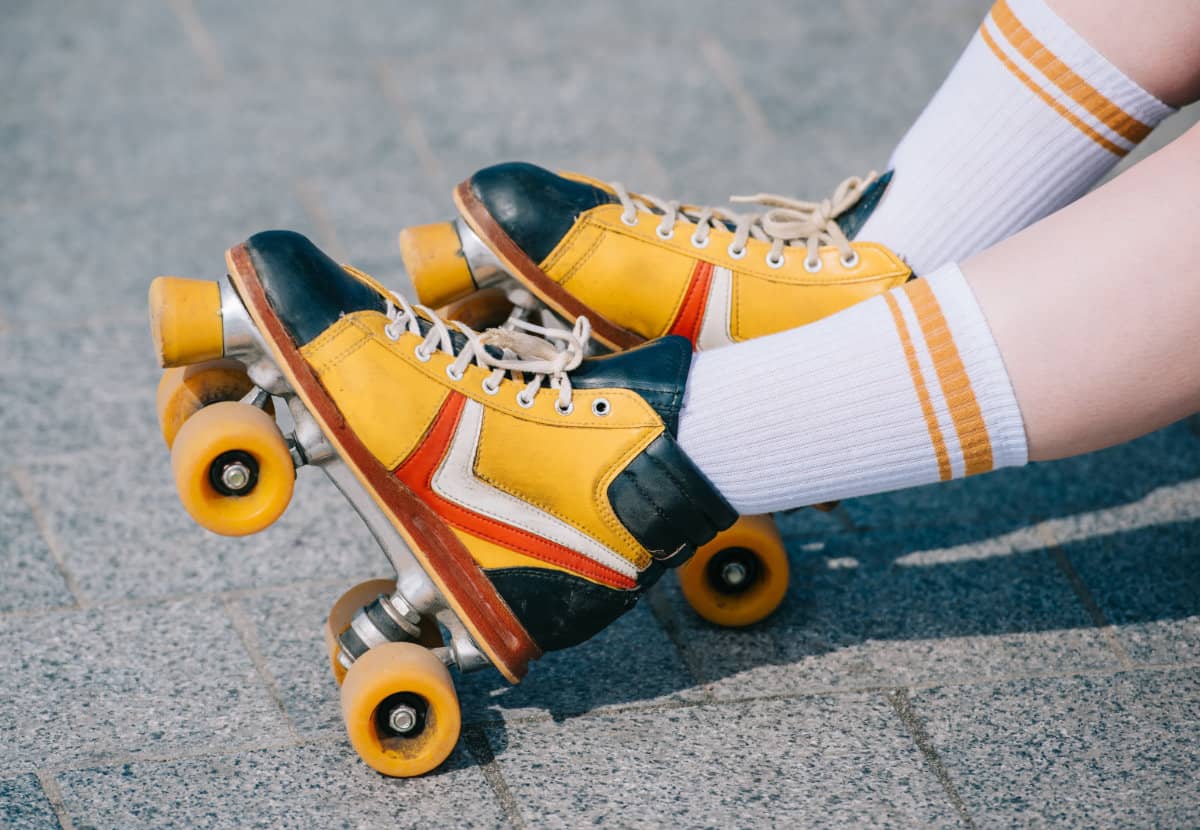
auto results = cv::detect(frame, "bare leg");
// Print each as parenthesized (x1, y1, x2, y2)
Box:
(967, 119, 1200, 461)
(1048, 0, 1200, 107)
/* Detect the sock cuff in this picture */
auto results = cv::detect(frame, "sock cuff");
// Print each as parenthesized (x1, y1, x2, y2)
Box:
(984, 0, 1175, 153)
(907, 264, 1029, 472)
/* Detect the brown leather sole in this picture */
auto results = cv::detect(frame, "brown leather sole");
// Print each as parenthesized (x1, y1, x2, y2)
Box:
(225, 243, 541, 683)
(453, 180, 645, 352)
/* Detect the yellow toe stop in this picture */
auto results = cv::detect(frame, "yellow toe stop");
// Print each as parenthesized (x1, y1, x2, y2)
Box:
(398, 222, 476, 308)
(148, 276, 224, 368)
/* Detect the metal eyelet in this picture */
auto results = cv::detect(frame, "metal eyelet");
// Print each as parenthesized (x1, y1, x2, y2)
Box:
(414, 345, 433, 362)
(482, 379, 500, 396)
(516, 392, 536, 409)
(555, 400, 574, 416)
(384, 323, 402, 342)
(766, 252, 785, 269)
(621, 213, 639, 227)
(656, 225, 675, 241)
(840, 250, 860, 269)
(591, 398, 612, 417)
(727, 243, 747, 260)
(691, 233, 710, 249)
(803, 256, 823, 273)
(445, 364, 464, 381)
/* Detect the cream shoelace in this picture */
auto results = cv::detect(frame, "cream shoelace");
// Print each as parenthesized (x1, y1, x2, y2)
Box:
(612, 172, 877, 272)
(384, 293, 591, 415)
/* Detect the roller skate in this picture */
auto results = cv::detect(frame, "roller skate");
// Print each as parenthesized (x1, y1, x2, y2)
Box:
(398, 162, 908, 627)
(147, 230, 736, 777)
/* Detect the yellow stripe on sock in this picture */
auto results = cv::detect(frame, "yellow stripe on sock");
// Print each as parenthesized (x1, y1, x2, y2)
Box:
(905, 281, 994, 477)
(884, 292, 952, 481)
(991, 0, 1151, 145)
(978, 22, 1128, 157)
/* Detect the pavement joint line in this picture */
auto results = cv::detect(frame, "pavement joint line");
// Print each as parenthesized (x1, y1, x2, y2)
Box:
(461, 726, 528, 830)
(293, 178, 349, 263)
(885, 688, 977, 829)
(167, 0, 224, 83)
(35, 771, 76, 830)
(642, 583, 720, 702)
(31, 733, 335, 778)
(220, 596, 303, 741)
(8, 663, 1198, 779)
(373, 60, 447, 190)
(698, 35, 776, 145)
(0, 312, 148, 335)
(0, 575, 357, 622)
(451, 660, 1200, 731)
(1039, 524, 1135, 669)
(9, 466, 87, 609)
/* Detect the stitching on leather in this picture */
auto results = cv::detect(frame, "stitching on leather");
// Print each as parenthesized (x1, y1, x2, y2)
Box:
(555, 221, 606, 288)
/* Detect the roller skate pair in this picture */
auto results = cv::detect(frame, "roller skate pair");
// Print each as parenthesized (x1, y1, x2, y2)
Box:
(397, 162, 912, 628)
(148, 163, 907, 778)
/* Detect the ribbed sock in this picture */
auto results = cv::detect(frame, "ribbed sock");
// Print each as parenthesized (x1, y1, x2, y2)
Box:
(857, 0, 1175, 275)
(676, 264, 1028, 514)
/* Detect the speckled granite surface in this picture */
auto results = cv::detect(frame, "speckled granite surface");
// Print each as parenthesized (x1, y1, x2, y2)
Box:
(2, 1, 1197, 827)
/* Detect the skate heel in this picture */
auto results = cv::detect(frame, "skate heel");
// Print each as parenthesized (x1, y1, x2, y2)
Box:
(148, 276, 225, 368)
(398, 222, 477, 308)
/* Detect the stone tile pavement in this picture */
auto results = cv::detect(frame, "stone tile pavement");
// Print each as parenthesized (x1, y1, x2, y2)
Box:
(2, 1, 1198, 827)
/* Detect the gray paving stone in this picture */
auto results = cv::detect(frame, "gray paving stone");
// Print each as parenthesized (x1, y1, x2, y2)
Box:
(1067, 519, 1200, 665)
(652, 522, 1118, 699)
(0, 599, 284, 775)
(19, 449, 382, 604)
(0, 319, 161, 460)
(0, 470, 69, 613)
(490, 694, 963, 828)
(52, 740, 506, 830)
(0, 774, 60, 830)
(832, 422, 1200, 536)
(236, 582, 703, 738)
(912, 668, 1200, 827)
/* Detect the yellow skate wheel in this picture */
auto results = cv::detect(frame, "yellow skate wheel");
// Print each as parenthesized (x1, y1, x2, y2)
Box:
(148, 276, 224, 368)
(439, 286, 515, 330)
(398, 222, 476, 308)
(156, 359, 273, 449)
(340, 641, 461, 778)
(677, 514, 789, 627)
(170, 401, 294, 536)
(325, 578, 398, 686)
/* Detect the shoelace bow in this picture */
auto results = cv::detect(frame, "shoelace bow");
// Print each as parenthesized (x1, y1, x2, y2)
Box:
(384, 293, 591, 413)
(611, 172, 877, 269)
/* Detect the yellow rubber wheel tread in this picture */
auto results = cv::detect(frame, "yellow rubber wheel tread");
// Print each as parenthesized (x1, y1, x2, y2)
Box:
(398, 222, 476, 309)
(170, 401, 294, 537)
(325, 578, 398, 686)
(156, 359, 272, 449)
(340, 641, 461, 778)
(148, 276, 224, 368)
(677, 514, 789, 627)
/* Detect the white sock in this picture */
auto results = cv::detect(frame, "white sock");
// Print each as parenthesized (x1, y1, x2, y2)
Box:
(857, 0, 1175, 275)
(677, 264, 1028, 514)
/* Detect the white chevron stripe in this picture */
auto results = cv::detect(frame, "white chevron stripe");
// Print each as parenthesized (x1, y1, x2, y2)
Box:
(431, 398, 638, 580)
(695, 265, 736, 350)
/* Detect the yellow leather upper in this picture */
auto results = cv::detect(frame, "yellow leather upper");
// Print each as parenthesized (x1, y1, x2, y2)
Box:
(538, 202, 911, 342)
(299, 311, 664, 577)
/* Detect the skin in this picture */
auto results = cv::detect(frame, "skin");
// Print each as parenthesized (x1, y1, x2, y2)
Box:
(965, 119, 1200, 461)
(963, 0, 1200, 462)
(1047, 0, 1200, 107)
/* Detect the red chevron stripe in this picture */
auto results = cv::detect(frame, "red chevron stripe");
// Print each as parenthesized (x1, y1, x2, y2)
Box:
(667, 260, 715, 347)
(394, 393, 637, 590)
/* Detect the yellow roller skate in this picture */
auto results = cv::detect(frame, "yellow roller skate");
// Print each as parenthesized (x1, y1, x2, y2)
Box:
(148, 230, 736, 777)
(399, 162, 904, 627)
